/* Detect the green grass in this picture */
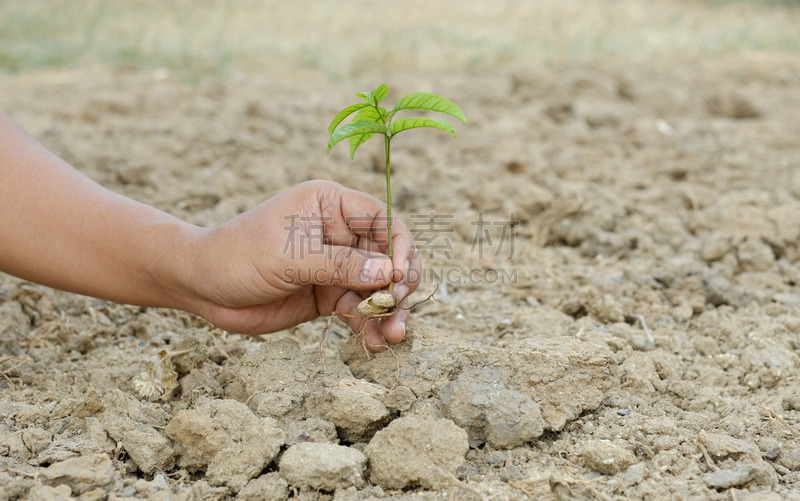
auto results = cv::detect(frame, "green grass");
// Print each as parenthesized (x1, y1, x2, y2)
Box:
(0, 0, 798, 77)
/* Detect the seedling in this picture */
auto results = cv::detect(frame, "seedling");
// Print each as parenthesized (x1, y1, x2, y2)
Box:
(327, 83, 465, 328)
(327, 85, 466, 266)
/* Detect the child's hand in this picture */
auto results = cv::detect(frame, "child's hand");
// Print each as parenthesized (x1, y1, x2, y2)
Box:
(188, 180, 421, 351)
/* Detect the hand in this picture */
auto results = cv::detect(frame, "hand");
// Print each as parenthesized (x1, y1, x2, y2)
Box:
(0, 112, 419, 351)
(188, 180, 421, 351)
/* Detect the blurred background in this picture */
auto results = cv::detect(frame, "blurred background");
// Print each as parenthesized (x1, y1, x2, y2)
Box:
(1, 0, 798, 80)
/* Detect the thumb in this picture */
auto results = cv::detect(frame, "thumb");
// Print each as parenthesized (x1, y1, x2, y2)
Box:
(303, 245, 392, 290)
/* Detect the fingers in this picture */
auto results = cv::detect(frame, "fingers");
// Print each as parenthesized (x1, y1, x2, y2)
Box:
(337, 189, 422, 296)
(301, 245, 393, 290)
(390, 242, 422, 295)
(315, 182, 416, 264)
(334, 290, 387, 352)
(311, 181, 390, 247)
(379, 296, 409, 344)
(308, 181, 422, 292)
(332, 289, 410, 352)
(301, 181, 419, 350)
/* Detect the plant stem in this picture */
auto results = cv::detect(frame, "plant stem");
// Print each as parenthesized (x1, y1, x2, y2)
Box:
(384, 135, 393, 291)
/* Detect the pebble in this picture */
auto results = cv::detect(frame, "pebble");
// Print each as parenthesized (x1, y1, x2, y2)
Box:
(280, 442, 367, 491)
(152, 473, 168, 491)
(366, 416, 469, 489)
(40, 453, 114, 494)
(238, 473, 289, 501)
(441, 368, 544, 448)
(581, 440, 637, 474)
(26, 485, 73, 501)
(165, 397, 285, 491)
(703, 463, 776, 489)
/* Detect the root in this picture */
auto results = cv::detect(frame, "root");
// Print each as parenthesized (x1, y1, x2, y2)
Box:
(406, 287, 439, 310)
(319, 286, 438, 379)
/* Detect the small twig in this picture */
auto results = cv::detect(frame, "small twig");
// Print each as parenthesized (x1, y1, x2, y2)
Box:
(112, 441, 125, 462)
(509, 479, 540, 496)
(166, 469, 189, 489)
(1, 466, 38, 478)
(432, 465, 487, 501)
(319, 313, 339, 372)
(166, 348, 195, 358)
(758, 403, 800, 438)
(385, 345, 400, 390)
(633, 314, 654, 345)
(0, 356, 26, 387)
(209, 328, 231, 361)
(547, 473, 612, 501)
(692, 435, 719, 472)
(531, 195, 584, 247)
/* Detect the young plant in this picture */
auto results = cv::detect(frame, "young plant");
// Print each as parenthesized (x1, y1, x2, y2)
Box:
(327, 83, 465, 318)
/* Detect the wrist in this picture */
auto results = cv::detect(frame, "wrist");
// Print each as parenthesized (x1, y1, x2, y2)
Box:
(143, 219, 212, 315)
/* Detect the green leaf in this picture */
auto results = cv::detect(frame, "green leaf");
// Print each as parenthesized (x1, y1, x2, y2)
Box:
(393, 92, 466, 124)
(349, 131, 376, 159)
(328, 103, 371, 136)
(389, 117, 457, 139)
(371, 83, 389, 105)
(356, 83, 388, 107)
(352, 105, 388, 124)
(327, 120, 386, 154)
(347, 106, 387, 158)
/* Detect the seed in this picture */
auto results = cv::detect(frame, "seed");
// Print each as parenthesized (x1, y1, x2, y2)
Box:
(357, 290, 398, 317)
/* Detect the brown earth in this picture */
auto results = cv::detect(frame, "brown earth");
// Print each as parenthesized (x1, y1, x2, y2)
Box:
(1, 53, 800, 500)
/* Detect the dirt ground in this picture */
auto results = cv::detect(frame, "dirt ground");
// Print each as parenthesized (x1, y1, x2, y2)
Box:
(2, 6, 800, 500)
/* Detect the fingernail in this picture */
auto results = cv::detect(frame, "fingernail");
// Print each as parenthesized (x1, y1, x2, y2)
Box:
(363, 258, 388, 283)
(367, 340, 386, 353)
(394, 284, 409, 301)
(400, 321, 407, 335)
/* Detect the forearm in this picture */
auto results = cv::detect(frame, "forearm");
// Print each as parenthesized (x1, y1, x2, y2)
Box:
(0, 111, 203, 311)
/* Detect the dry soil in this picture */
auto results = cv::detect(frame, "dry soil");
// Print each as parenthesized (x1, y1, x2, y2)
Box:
(1, 53, 800, 500)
